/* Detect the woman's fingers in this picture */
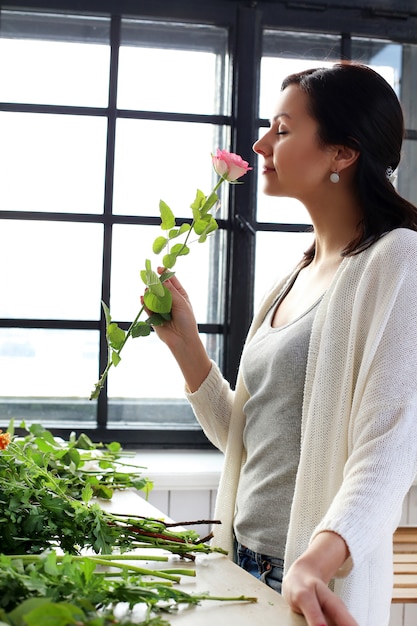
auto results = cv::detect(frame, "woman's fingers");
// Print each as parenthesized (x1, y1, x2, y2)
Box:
(157, 267, 191, 303)
(316, 581, 359, 626)
(283, 577, 359, 626)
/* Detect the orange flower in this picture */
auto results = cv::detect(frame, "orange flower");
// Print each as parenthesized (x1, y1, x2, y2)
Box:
(0, 430, 11, 450)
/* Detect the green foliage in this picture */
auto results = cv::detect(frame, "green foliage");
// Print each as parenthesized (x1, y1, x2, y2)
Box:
(143, 286, 172, 314)
(0, 552, 256, 625)
(0, 425, 226, 559)
(0, 427, 255, 625)
(3, 423, 152, 503)
(90, 166, 226, 401)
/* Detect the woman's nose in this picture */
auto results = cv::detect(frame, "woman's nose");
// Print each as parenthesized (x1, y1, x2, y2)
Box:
(253, 132, 269, 156)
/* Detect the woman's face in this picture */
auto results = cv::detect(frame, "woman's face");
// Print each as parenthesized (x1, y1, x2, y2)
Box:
(253, 84, 335, 202)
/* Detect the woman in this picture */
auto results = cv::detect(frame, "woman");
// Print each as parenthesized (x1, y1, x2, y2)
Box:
(151, 63, 417, 626)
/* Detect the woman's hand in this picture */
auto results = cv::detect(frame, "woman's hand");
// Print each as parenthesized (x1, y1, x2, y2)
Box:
(143, 271, 212, 392)
(147, 272, 198, 349)
(282, 532, 359, 626)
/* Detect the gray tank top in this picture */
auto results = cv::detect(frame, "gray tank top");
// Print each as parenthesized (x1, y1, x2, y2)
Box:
(234, 294, 321, 558)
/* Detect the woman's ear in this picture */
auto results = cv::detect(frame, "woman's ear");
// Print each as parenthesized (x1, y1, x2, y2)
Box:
(333, 145, 360, 172)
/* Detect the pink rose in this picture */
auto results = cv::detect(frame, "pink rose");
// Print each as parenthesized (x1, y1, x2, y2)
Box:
(212, 149, 252, 182)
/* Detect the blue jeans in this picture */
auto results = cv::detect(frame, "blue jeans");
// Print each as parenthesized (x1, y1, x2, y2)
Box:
(236, 542, 284, 594)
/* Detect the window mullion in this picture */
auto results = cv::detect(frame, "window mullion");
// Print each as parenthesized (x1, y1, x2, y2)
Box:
(224, 4, 262, 387)
(97, 13, 121, 428)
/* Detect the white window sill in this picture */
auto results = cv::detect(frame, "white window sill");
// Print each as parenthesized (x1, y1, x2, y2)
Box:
(132, 449, 224, 491)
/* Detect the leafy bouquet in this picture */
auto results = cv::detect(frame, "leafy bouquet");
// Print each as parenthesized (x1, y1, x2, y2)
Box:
(90, 149, 252, 400)
(0, 425, 256, 625)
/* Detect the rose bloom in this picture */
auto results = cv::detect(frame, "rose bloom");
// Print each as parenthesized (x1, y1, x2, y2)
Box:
(0, 430, 11, 450)
(212, 149, 252, 182)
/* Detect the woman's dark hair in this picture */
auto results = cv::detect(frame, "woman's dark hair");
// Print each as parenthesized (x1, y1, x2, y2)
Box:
(281, 62, 417, 261)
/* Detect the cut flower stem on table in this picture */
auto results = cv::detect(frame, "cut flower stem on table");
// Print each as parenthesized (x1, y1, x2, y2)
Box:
(90, 149, 252, 400)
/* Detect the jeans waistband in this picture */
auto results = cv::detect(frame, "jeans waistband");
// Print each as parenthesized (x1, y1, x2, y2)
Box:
(237, 542, 284, 567)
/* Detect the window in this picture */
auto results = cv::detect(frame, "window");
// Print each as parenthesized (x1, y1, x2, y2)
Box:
(1, 1, 417, 446)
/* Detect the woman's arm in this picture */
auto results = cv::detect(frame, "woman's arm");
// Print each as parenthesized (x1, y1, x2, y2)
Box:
(149, 272, 235, 450)
(283, 531, 358, 626)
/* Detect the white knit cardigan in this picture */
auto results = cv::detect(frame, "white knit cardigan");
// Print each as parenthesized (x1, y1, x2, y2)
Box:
(187, 228, 417, 625)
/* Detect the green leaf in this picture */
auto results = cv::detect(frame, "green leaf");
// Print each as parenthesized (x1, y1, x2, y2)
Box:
(81, 484, 93, 503)
(178, 222, 192, 235)
(141, 260, 165, 297)
(61, 448, 81, 469)
(93, 484, 113, 499)
(131, 321, 151, 338)
(44, 551, 59, 577)
(79, 557, 96, 584)
(101, 300, 111, 328)
(30, 424, 55, 442)
(194, 215, 218, 241)
(23, 601, 85, 626)
(143, 286, 172, 314)
(159, 200, 175, 230)
(74, 433, 95, 450)
(33, 437, 55, 453)
(111, 350, 121, 366)
(146, 313, 165, 326)
(162, 253, 176, 268)
(171, 243, 189, 257)
(193, 216, 211, 235)
(190, 188, 206, 211)
(159, 270, 175, 283)
(199, 217, 218, 241)
(152, 236, 168, 254)
(8, 598, 52, 625)
(107, 323, 125, 351)
(148, 282, 165, 298)
(199, 190, 218, 216)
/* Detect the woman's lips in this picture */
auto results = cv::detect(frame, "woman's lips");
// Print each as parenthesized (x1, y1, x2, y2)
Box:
(262, 167, 275, 174)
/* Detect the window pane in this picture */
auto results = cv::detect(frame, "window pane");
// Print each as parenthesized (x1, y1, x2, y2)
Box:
(1, 221, 103, 320)
(118, 19, 229, 115)
(111, 224, 225, 324)
(351, 38, 401, 94)
(0, 10, 110, 107)
(260, 30, 340, 119)
(0, 327, 99, 408)
(107, 333, 222, 427)
(400, 139, 417, 205)
(0, 112, 107, 213)
(254, 231, 314, 308)
(113, 119, 228, 217)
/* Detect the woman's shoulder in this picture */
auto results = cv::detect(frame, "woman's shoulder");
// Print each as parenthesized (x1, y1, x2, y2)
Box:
(365, 228, 417, 265)
(377, 227, 417, 250)
(346, 228, 417, 292)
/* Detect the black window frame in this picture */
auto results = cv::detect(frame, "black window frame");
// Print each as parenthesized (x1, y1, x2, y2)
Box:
(1, 0, 417, 448)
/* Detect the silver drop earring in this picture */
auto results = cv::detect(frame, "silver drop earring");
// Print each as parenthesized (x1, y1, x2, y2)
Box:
(330, 171, 340, 184)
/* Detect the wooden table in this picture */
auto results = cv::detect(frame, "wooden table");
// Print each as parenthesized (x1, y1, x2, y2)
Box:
(100, 490, 306, 625)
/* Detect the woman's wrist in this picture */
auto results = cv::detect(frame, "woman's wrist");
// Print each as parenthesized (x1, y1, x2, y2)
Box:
(171, 336, 212, 393)
(293, 531, 350, 584)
